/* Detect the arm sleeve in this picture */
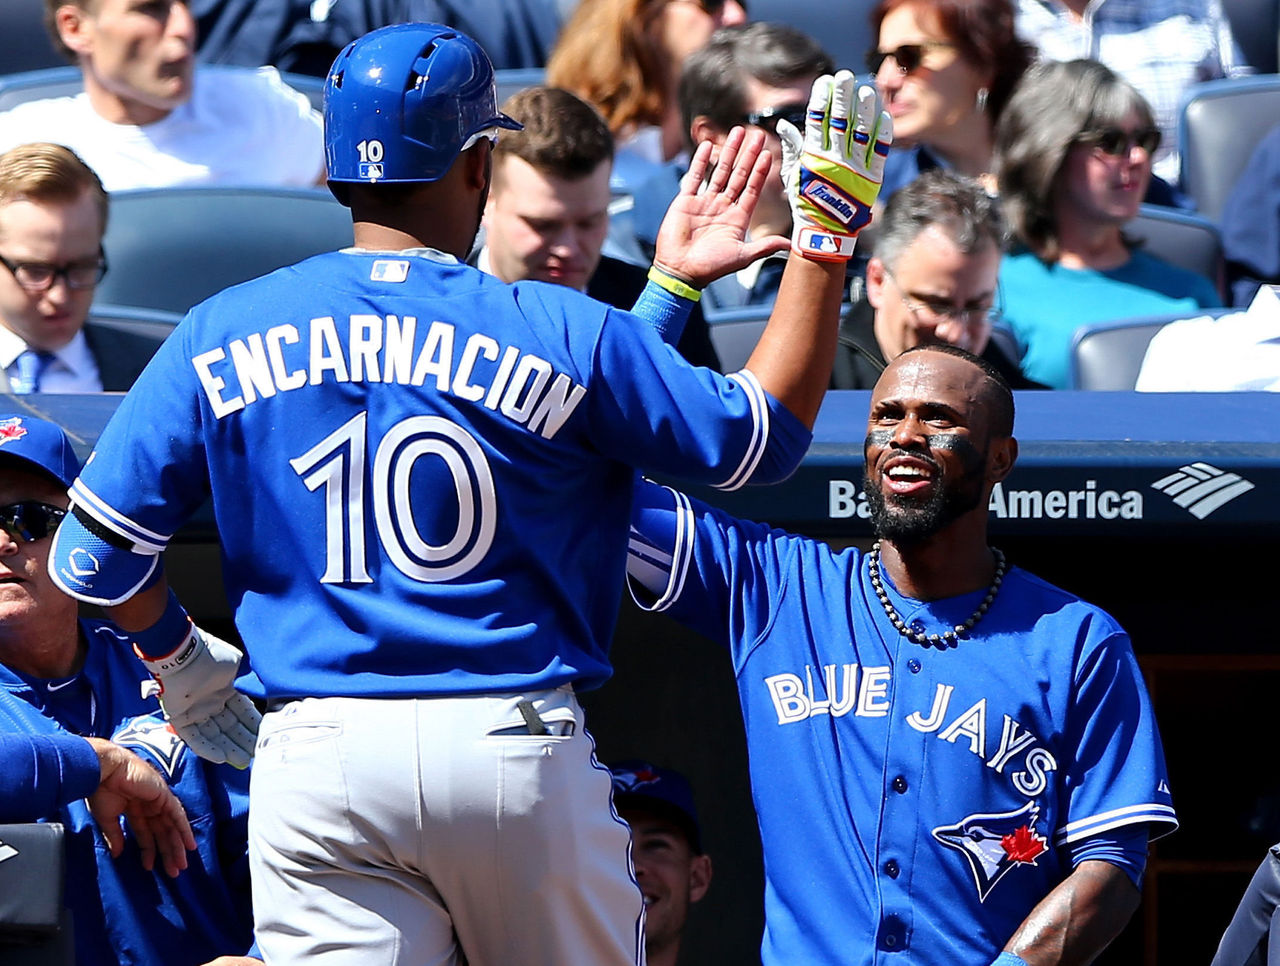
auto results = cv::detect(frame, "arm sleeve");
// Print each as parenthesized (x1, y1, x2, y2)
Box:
(1066, 824, 1150, 890)
(0, 732, 101, 822)
(626, 477, 801, 660)
(1057, 627, 1178, 849)
(584, 304, 812, 489)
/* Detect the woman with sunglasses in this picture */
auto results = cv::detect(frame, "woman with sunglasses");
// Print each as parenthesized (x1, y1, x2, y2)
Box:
(994, 59, 1223, 390)
(547, 0, 748, 191)
(869, 0, 1034, 201)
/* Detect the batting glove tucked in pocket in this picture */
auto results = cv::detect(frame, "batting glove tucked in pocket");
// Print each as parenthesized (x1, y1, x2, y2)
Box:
(778, 70, 893, 261)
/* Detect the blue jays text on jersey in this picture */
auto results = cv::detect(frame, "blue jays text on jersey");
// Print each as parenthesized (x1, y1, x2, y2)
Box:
(626, 480, 1177, 966)
(53, 250, 812, 701)
(0, 619, 253, 966)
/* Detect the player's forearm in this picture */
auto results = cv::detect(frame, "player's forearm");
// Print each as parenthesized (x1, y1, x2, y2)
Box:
(1002, 860, 1140, 966)
(104, 578, 172, 635)
(743, 254, 844, 428)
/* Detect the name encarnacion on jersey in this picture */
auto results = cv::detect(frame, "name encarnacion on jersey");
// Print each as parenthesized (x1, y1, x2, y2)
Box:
(190, 316, 586, 440)
(828, 479, 1144, 520)
(764, 664, 1057, 796)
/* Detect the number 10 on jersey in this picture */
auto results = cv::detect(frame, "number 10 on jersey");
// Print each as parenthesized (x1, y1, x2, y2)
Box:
(289, 411, 497, 584)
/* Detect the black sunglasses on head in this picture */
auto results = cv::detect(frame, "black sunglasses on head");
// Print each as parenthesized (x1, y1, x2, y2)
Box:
(0, 501, 66, 543)
(866, 41, 956, 75)
(1076, 126, 1162, 157)
(743, 103, 808, 135)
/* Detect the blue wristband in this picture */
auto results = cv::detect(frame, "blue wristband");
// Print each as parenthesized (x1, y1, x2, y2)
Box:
(991, 953, 1029, 966)
(130, 589, 193, 660)
(631, 278, 695, 346)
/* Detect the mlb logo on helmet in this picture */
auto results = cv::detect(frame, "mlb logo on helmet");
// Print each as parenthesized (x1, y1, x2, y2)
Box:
(360, 162, 384, 182)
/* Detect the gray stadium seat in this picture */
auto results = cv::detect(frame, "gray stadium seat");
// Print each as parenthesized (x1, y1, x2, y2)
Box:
(1069, 309, 1231, 390)
(1127, 204, 1226, 300)
(0, 0, 64, 77)
(1222, 0, 1280, 74)
(0, 64, 325, 114)
(494, 68, 547, 107)
(742, 0, 877, 72)
(1179, 74, 1280, 221)
(95, 187, 353, 315)
(703, 305, 769, 372)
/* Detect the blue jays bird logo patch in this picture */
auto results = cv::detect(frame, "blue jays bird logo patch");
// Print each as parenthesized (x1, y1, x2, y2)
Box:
(932, 800, 1048, 901)
(113, 715, 185, 780)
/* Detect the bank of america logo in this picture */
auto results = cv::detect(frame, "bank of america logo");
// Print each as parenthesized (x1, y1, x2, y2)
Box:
(1151, 463, 1254, 519)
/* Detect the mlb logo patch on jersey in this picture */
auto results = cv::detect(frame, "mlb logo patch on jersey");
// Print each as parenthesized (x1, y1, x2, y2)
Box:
(371, 260, 410, 283)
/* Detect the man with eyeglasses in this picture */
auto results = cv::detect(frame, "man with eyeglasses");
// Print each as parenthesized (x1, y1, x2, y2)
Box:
(0, 413, 260, 966)
(0, 142, 165, 393)
(831, 170, 1043, 390)
(628, 21, 835, 308)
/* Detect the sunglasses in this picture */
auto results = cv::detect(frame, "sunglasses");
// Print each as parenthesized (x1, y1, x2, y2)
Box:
(1076, 126, 1162, 158)
(866, 42, 956, 76)
(0, 501, 66, 543)
(743, 103, 808, 136)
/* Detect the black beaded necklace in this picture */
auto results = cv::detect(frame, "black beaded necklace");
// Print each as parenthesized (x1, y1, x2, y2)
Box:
(867, 541, 1006, 649)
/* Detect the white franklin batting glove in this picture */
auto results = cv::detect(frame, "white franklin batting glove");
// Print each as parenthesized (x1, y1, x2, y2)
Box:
(777, 70, 893, 261)
(136, 626, 260, 769)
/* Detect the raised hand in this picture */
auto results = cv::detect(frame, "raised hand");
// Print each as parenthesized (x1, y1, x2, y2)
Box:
(86, 737, 196, 878)
(651, 126, 791, 290)
(778, 70, 893, 261)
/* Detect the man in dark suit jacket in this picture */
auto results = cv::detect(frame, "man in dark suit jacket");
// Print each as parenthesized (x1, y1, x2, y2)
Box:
(475, 85, 719, 371)
(0, 143, 166, 394)
(830, 170, 1043, 391)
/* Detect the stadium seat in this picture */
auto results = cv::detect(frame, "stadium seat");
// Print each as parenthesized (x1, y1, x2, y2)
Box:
(0, 0, 64, 78)
(1069, 309, 1231, 390)
(94, 187, 354, 315)
(741, 0, 877, 72)
(1222, 0, 1280, 74)
(1179, 74, 1280, 221)
(1127, 204, 1226, 300)
(703, 305, 770, 372)
(495, 68, 547, 107)
(0, 64, 325, 114)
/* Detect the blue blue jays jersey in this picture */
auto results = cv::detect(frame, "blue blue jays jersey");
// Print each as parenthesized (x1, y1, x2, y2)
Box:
(627, 482, 1177, 966)
(59, 250, 808, 698)
(0, 620, 253, 966)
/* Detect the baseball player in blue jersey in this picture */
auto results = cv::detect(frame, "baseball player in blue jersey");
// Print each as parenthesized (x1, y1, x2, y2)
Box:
(43, 21, 891, 966)
(626, 344, 1177, 966)
(0, 414, 257, 966)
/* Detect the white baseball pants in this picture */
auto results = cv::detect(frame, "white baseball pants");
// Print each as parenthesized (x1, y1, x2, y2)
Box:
(248, 689, 645, 965)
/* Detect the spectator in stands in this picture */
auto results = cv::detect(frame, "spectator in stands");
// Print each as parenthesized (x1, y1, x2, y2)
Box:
(0, 143, 166, 392)
(609, 760, 713, 966)
(870, 0, 1033, 202)
(831, 170, 1040, 389)
(0, 414, 259, 966)
(546, 0, 747, 191)
(476, 85, 720, 369)
(189, 0, 565, 77)
(0, 0, 324, 191)
(1015, 0, 1250, 190)
(1135, 285, 1279, 392)
(994, 59, 1222, 389)
(628, 22, 833, 310)
(1222, 123, 1280, 308)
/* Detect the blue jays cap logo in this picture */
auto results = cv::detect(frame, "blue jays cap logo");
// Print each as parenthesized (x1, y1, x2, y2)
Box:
(0, 417, 28, 445)
(612, 764, 662, 794)
(932, 800, 1047, 901)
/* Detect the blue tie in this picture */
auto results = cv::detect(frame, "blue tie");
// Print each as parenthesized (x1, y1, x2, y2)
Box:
(12, 349, 53, 394)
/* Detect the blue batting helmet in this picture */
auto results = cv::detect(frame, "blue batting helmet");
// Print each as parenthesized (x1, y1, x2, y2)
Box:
(324, 22, 521, 184)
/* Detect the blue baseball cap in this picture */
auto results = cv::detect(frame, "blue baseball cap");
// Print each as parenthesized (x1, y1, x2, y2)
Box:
(0, 415, 80, 489)
(610, 760, 702, 853)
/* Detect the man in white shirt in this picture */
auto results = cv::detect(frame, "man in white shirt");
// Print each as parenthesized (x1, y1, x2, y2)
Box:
(0, 142, 163, 392)
(1135, 285, 1280, 391)
(0, 0, 324, 191)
